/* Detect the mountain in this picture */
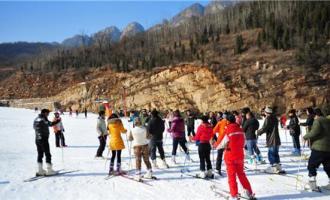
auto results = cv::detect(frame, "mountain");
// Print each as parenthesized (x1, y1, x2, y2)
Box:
(120, 22, 145, 40)
(0, 42, 58, 67)
(171, 3, 205, 27)
(92, 26, 121, 43)
(62, 34, 93, 48)
(204, 1, 225, 15)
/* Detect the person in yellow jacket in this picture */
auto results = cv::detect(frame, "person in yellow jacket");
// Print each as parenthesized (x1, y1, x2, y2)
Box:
(107, 113, 127, 175)
(211, 112, 229, 176)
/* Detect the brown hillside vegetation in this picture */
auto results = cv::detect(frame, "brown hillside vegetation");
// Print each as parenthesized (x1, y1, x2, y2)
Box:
(1, 43, 329, 113)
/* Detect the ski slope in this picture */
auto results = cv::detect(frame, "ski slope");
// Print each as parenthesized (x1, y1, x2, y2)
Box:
(0, 107, 329, 200)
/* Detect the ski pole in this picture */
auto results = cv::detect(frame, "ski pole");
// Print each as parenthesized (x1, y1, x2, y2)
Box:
(61, 146, 65, 169)
(104, 148, 110, 170)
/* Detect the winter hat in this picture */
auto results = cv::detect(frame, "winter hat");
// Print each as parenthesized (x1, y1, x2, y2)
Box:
(201, 115, 209, 123)
(151, 109, 158, 117)
(265, 107, 273, 114)
(41, 109, 50, 114)
(226, 114, 236, 123)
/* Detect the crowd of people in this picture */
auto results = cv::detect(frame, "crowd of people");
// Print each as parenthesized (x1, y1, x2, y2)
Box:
(32, 105, 330, 200)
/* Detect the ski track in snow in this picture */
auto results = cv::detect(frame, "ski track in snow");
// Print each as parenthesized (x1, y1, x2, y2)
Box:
(0, 107, 329, 200)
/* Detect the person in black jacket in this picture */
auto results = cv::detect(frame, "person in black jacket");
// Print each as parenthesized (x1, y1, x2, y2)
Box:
(300, 107, 315, 132)
(243, 111, 264, 164)
(147, 109, 169, 168)
(185, 110, 196, 142)
(286, 109, 301, 156)
(33, 109, 60, 176)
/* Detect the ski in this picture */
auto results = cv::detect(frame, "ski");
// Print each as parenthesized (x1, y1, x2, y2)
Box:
(210, 185, 257, 200)
(119, 174, 153, 186)
(24, 170, 79, 182)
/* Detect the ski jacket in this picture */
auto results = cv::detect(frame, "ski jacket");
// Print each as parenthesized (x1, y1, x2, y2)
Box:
(304, 116, 330, 152)
(280, 115, 287, 128)
(96, 116, 107, 137)
(167, 116, 185, 138)
(107, 118, 127, 150)
(128, 126, 149, 147)
(212, 118, 229, 148)
(257, 114, 281, 147)
(242, 117, 259, 140)
(286, 116, 300, 136)
(185, 115, 195, 128)
(194, 123, 213, 143)
(147, 116, 165, 141)
(217, 123, 246, 161)
(33, 114, 58, 141)
(300, 114, 314, 132)
(52, 117, 64, 133)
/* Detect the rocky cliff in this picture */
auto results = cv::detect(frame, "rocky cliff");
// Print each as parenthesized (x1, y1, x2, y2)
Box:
(2, 60, 329, 113)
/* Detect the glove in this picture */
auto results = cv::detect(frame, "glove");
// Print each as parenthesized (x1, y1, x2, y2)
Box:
(62, 129, 65, 132)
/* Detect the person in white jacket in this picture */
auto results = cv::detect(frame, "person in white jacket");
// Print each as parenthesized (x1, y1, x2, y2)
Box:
(128, 117, 153, 181)
(95, 111, 107, 159)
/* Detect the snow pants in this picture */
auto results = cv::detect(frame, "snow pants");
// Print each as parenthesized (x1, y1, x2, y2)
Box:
(225, 159, 253, 197)
(55, 131, 66, 147)
(172, 138, 188, 156)
(134, 144, 152, 171)
(36, 139, 51, 164)
(149, 140, 165, 160)
(198, 143, 212, 171)
(187, 126, 195, 137)
(96, 135, 107, 157)
(308, 150, 330, 178)
(216, 149, 224, 171)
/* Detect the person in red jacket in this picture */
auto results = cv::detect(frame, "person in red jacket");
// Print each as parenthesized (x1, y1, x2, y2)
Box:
(213, 114, 256, 200)
(193, 115, 214, 178)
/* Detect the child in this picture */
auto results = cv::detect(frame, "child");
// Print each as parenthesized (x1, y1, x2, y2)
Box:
(193, 115, 214, 178)
(128, 117, 153, 181)
(107, 114, 127, 175)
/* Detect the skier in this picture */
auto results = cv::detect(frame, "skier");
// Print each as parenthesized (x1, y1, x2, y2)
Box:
(33, 109, 60, 176)
(280, 113, 287, 129)
(139, 109, 149, 126)
(128, 117, 153, 181)
(233, 111, 243, 127)
(167, 110, 190, 164)
(212, 112, 229, 176)
(213, 114, 256, 200)
(69, 107, 72, 116)
(147, 109, 168, 168)
(95, 111, 107, 159)
(75, 110, 79, 117)
(257, 106, 283, 173)
(52, 112, 67, 147)
(300, 107, 315, 131)
(84, 108, 87, 118)
(107, 113, 127, 175)
(303, 108, 330, 191)
(185, 110, 196, 142)
(193, 115, 214, 178)
(286, 109, 301, 156)
(242, 111, 264, 164)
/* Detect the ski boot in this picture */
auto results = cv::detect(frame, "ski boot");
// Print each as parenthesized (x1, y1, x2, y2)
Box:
(256, 154, 266, 164)
(160, 159, 169, 168)
(171, 155, 176, 164)
(143, 169, 153, 179)
(206, 169, 214, 179)
(242, 190, 257, 200)
(152, 159, 158, 168)
(248, 155, 255, 165)
(46, 163, 57, 175)
(308, 176, 321, 192)
(196, 171, 206, 178)
(36, 163, 47, 176)
(134, 170, 142, 181)
(322, 178, 330, 190)
(108, 163, 114, 175)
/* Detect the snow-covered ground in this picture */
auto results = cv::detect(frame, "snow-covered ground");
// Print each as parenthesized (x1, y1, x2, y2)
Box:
(0, 107, 329, 200)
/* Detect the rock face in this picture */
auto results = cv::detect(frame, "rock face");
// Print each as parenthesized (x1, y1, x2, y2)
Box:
(62, 34, 93, 48)
(93, 26, 121, 43)
(120, 22, 145, 40)
(171, 3, 205, 27)
(3, 63, 330, 114)
(205, 1, 225, 15)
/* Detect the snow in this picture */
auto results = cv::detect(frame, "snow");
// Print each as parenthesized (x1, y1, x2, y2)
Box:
(0, 107, 329, 200)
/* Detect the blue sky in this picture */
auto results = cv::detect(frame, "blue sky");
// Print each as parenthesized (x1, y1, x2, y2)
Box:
(0, 1, 210, 43)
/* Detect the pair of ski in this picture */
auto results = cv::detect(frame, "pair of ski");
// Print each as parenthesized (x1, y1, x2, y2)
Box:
(24, 169, 79, 182)
(210, 185, 257, 200)
(105, 172, 157, 186)
(244, 166, 286, 175)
